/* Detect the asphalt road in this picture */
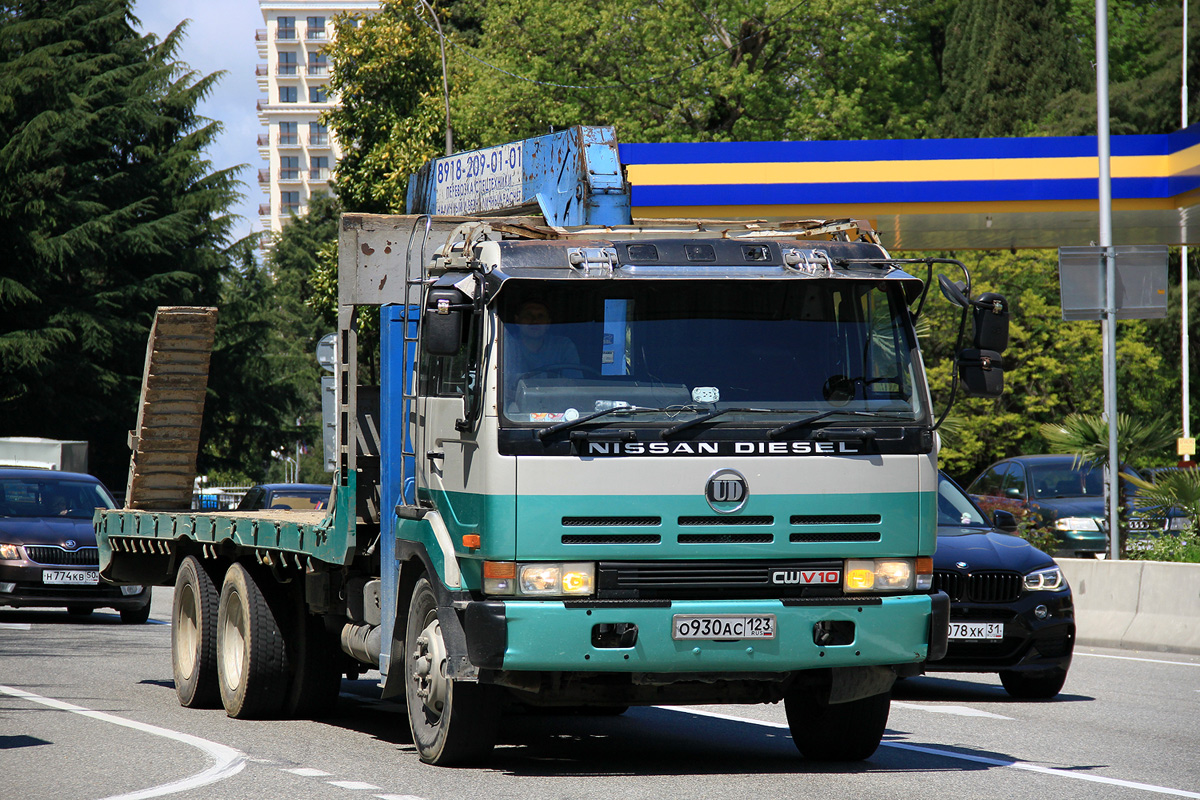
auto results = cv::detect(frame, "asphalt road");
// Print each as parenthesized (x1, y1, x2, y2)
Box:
(2, 589, 1198, 800)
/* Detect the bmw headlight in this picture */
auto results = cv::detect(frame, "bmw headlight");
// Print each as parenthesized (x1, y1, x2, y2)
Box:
(1023, 566, 1066, 592)
(0, 543, 21, 560)
(1054, 517, 1101, 532)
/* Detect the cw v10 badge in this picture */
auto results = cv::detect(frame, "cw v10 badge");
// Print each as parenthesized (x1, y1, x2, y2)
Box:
(705, 468, 748, 514)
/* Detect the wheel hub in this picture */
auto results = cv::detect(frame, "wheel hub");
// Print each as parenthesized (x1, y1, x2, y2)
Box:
(411, 619, 449, 715)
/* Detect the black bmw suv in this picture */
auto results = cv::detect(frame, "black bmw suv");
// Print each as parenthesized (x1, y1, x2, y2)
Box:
(924, 473, 1075, 699)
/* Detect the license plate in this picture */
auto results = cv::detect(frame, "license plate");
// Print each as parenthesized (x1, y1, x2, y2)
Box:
(42, 570, 99, 586)
(673, 614, 776, 640)
(948, 621, 1004, 640)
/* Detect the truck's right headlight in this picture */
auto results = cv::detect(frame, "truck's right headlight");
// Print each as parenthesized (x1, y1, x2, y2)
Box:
(484, 561, 595, 597)
(844, 558, 915, 592)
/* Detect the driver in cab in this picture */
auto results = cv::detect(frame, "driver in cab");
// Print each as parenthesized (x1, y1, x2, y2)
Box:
(504, 299, 581, 397)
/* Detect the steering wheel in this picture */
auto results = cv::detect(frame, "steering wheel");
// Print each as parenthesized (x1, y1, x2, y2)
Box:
(515, 363, 603, 381)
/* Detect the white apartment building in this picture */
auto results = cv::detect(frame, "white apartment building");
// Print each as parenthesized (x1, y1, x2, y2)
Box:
(256, 1, 378, 236)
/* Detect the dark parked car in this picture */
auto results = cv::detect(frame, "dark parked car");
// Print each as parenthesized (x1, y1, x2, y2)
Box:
(925, 473, 1075, 698)
(966, 454, 1183, 558)
(236, 483, 332, 511)
(0, 468, 151, 622)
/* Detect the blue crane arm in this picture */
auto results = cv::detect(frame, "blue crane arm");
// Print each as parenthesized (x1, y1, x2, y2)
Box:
(405, 125, 631, 226)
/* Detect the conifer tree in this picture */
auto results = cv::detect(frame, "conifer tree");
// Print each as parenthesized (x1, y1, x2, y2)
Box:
(0, 0, 242, 490)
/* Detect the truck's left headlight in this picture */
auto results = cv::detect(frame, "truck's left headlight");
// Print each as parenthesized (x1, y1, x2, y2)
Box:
(484, 561, 595, 597)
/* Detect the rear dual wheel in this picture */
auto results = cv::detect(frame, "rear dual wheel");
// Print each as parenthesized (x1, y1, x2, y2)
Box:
(173, 557, 220, 707)
(216, 563, 289, 718)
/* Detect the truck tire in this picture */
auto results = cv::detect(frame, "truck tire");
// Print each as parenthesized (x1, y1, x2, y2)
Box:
(999, 667, 1068, 699)
(216, 563, 288, 718)
(784, 688, 890, 761)
(172, 559, 220, 707)
(404, 576, 500, 765)
(282, 600, 342, 719)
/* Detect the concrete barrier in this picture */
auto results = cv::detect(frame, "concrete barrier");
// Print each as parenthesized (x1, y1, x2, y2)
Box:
(1059, 558, 1200, 655)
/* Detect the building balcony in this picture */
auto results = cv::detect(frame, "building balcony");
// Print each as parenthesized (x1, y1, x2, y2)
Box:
(277, 27, 296, 41)
(258, 169, 270, 183)
(257, 134, 269, 147)
(308, 133, 330, 147)
(255, 29, 267, 42)
(278, 135, 300, 147)
(309, 167, 331, 181)
(278, 169, 302, 182)
(256, 63, 268, 77)
(259, 204, 271, 216)
(306, 28, 327, 41)
(306, 64, 328, 77)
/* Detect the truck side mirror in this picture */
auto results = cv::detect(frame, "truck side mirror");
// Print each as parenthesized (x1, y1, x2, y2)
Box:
(957, 348, 1004, 397)
(423, 288, 468, 356)
(972, 292, 1009, 352)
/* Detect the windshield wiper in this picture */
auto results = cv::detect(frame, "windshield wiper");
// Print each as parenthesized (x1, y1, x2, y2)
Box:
(660, 407, 780, 438)
(768, 410, 917, 440)
(537, 406, 665, 440)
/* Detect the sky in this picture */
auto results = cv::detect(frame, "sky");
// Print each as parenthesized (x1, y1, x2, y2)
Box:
(133, 1, 266, 244)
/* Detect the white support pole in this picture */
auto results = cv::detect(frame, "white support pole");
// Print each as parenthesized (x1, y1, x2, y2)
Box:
(1097, 0, 1121, 559)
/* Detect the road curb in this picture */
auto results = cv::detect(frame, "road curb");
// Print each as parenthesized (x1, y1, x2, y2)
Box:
(1058, 558, 1200, 655)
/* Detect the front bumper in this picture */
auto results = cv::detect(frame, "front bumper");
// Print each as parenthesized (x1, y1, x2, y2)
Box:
(462, 593, 937, 673)
(0, 562, 149, 611)
(923, 590, 1075, 673)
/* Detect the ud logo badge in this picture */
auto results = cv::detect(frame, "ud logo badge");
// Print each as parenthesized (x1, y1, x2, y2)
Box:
(705, 469, 748, 514)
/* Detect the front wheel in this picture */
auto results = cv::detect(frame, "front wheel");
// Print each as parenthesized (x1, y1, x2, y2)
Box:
(999, 667, 1068, 699)
(785, 689, 891, 761)
(404, 576, 500, 766)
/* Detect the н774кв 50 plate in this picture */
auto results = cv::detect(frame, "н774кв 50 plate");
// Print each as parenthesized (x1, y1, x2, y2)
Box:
(673, 614, 776, 640)
(42, 570, 100, 586)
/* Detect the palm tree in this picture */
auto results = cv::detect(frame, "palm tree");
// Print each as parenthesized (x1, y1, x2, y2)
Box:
(1039, 413, 1179, 553)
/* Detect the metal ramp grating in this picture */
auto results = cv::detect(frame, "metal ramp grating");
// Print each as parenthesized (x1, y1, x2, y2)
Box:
(124, 306, 218, 510)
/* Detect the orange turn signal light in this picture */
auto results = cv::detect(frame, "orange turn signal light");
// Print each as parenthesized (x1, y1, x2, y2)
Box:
(483, 561, 515, 579)
(462, 534, 481, 549)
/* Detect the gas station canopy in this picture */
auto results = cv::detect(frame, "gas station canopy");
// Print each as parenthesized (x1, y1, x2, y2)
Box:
(620, 125, 1200, 251)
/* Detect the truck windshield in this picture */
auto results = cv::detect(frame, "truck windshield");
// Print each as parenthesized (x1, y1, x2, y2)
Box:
(498, 279, 925, 428)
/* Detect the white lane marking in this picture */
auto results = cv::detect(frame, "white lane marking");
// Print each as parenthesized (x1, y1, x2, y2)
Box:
(665, 707, 1200, 798)
(892, 701, 1012, 719)
(375, 795, 428, 800)
(285, 768, 333, 777)
(0, 684, 246, 799)
(1077, 652, 1200, 668)
(0, 622, 32, 630)
(327, 780, 383, 790)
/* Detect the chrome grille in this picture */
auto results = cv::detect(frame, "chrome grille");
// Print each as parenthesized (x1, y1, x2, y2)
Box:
(25, 546, 99, 567)
(932, 570, 964, 601)
(596, 559, 843, 600)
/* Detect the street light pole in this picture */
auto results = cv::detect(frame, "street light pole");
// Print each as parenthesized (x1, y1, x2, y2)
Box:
(415, 0, 453, 156)
(1096, 0, 1121, 559)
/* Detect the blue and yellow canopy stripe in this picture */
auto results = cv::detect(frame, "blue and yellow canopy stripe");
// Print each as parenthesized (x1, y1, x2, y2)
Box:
(618, 126, 1200, 249)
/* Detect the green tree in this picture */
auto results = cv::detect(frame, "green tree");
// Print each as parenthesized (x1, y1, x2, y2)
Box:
(198, 196, 341, 483)
(324, 1, 446, 213)
(915, 249, 1173, 485)
(0, 1, 242, 491)
(935, 0, 1090, 137)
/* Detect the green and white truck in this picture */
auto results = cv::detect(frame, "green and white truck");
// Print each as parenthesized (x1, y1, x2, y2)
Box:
(97, 126, 1009, 765)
